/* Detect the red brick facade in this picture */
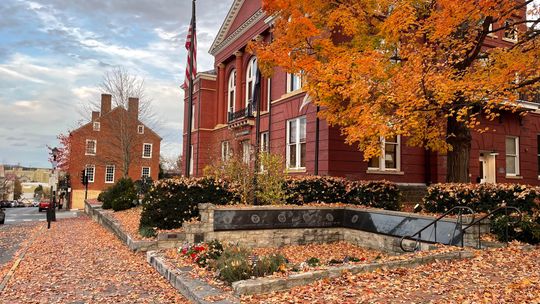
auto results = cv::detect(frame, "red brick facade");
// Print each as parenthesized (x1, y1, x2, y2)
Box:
(68, 94, 161, 209)
(184, 0, 540, 186)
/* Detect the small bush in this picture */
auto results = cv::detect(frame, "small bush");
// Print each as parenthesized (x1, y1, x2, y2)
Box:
(306, 257, 320, 267)
(492, 214, 540, 245)
(215, 247, 252, 283)
(140, 177, 239, 230)
(139, 226, 157, 238)
(99, 178, 137, 211)
(284, 176, 348, 204)
(251, 253, 287, 277)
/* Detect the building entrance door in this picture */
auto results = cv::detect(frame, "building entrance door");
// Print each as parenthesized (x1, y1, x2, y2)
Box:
(479, 153, 496, 184)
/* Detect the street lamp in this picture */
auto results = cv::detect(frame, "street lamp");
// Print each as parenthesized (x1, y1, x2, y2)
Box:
(48, 147, 60, 228)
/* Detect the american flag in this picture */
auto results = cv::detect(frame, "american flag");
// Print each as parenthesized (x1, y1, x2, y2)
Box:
(184, 21, 197, 89)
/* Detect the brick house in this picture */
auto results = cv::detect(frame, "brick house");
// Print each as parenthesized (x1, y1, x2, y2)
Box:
(184, 0, 540, 186)
(68, 94, 161, 209)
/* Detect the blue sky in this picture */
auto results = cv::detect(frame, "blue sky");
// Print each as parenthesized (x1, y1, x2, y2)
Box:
(0, 0, 233, 168)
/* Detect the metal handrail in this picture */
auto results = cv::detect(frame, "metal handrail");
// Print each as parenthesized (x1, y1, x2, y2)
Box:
(399, 206, 475, 252)
(462, 206, 522, 249)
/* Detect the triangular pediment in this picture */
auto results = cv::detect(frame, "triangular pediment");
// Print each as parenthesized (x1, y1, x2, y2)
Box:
(209, 0, 265, 56)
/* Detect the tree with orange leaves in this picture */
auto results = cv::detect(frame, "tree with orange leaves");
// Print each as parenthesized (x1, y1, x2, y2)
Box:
(253, 0, 540, 182)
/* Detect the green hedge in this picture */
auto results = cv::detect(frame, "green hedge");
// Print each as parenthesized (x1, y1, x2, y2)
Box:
(139, 177, 239, 230)
(347, 180, 401, 211)
(98, 178, 137, 211)
(423, 183, 540, 244)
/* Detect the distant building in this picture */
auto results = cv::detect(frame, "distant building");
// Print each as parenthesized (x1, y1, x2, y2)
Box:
(4, 165, 52, 183)
(67, 94, 161, 209)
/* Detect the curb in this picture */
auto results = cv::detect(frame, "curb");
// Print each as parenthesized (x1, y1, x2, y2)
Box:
(0, 225, 44, 292)
(147, 251, 240, 304)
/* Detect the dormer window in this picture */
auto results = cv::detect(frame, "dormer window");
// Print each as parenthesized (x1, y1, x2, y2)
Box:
(245, 57, 257, 103)
(138, 125, 144, 134)
(93, 122, 100, 131)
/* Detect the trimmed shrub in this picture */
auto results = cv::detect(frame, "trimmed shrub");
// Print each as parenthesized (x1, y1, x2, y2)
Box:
(423, 183, 540, 244)
(346, 180, 401, 211)
(139, 177, 239, 230)
(284, 176, 348, 204)
(98, 178, 137, 211)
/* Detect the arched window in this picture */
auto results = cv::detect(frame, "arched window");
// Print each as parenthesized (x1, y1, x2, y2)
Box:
(245, 57, 257, 103)
(227, 69, 236, 119)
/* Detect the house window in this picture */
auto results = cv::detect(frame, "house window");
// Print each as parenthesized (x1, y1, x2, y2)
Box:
(138, 125, 144, 134)
(142, 143, 152, 158)
(286, 116, 306, 169)
(93, 122, 100, 131)
(141, 167, 151, 179)
(85, 165, 95, 183)
(191, 104, 195, 131)
(228, 69, 236, 119)
(261, 132, 269, 153)
(506, 136, 519, 176)
(242, 140, 251, 164)
(221, 141, 231, 161)
(105, 165, 115, 183)
(245, 57, 257, 103)
(503, 19, 517, 41)
(368, 136, 401, 171)
(538, 135, 540, 177)
(286, 73, 302, 93)
(85, 140, 96, 155)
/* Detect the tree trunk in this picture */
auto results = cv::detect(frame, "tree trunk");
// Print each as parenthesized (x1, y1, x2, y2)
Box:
(446, 115, 471, 183)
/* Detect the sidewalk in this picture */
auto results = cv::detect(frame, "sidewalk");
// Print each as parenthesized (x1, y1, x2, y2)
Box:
(0, 216, 188, 304)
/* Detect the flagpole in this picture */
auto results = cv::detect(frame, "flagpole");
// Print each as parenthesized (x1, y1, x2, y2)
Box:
(185, 0, 196, 177)
(253, 70, 262, 205)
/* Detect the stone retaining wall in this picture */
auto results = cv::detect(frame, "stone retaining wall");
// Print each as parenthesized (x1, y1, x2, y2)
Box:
(84, 200, 184, 252)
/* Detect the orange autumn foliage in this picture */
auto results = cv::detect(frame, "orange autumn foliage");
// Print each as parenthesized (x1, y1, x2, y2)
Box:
(252, 0, 540, 160)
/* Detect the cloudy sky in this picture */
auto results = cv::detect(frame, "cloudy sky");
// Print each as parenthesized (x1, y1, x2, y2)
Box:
(0, 0, 233, 168)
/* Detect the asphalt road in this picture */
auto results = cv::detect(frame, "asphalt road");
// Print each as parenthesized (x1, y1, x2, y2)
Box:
(2, 207, 79, 224)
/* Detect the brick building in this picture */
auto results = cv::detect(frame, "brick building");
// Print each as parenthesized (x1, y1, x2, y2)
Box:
(184, 0, 540, 186)
(68, 94, 161, 209)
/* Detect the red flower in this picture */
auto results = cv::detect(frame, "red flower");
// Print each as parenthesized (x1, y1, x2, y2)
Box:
(360, 257, 366, 261)
(190, 253, 197, 259)
(181, 248, 188, 255)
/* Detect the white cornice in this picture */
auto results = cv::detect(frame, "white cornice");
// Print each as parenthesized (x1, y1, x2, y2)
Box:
(209, 8, 266, 56)
(209, 0, 245, 55)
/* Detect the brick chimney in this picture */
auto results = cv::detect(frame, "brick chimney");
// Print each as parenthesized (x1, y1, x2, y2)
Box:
(101, 94, 112, 114)
(128, 97, 139, 119)
(91, 111, 100, 121)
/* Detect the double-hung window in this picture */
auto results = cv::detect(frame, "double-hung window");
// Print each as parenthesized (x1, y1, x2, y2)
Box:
(286, 73, 302, 93)
(105, 165, 115, 183)
(242, 140, 251, 164)
(143, 143, 152, 158)
(245, 57, 257, 103)
(506, 136, 519, 176)
(93, 122, 100, 131)
(261, 132, 269, 153)
(85, 140, 97, 155)
(537, 135, 540, 177)
(368, 136, 401, 171)
(286, 117, 306, 169)
(138, 125, 144, 134)
(141, 167, 151, 179)
(503, 19, 517, 41)
(85, 165, 95, 183)
(221, 141, 231, 162)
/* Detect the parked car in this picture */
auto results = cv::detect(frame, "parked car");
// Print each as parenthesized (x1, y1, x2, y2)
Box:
(38, 200, 50, 212)
(0, 200, 10, 208)
(0, 208, 5, 224)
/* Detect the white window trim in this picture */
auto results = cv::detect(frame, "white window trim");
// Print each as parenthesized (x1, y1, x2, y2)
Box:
(228, 69, 236, 116)
(261, 132, 269, 153)
(138, 125, 144, 134)
(502, 19, 518, 42)
(267, 78, 271, 110)
(221, 141, 230, 161)
(105, 165, 115, 183)
(245, 57, 257, 103)
(189, 145, 194, 175)
(141, 167, 151, 179)
(286, 116, 306, 170)
(506, 136, 520, 176)
(242, 140, 251, 164)
(367, 136, 401, 172)
(85, 165, 95, 183)
(142, 143, 153, 158)
(93, 122, 100, 131)
(286, 73, 302, 93)
(85, 139, 97, 156)
(191, 104, 196, 131)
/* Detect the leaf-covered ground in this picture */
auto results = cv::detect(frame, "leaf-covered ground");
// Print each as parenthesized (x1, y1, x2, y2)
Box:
(0, 217, 188, 304)
(243, 243, 540, 303)
(109, 206, 183, 240)
(0, 223, 41, 281)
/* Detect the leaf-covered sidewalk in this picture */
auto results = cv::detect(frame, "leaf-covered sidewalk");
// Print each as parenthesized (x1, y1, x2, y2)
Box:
(243, 244, 540, 303)
(0, 217, 188, 304)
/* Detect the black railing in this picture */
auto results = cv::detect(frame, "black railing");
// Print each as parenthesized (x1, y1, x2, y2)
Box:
(399, 206, 475, 252)
(228, 102, 254, 122)
(462, 206, 522, 249)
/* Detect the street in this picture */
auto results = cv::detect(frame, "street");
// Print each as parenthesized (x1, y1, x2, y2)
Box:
(2, 207, 78, 224)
